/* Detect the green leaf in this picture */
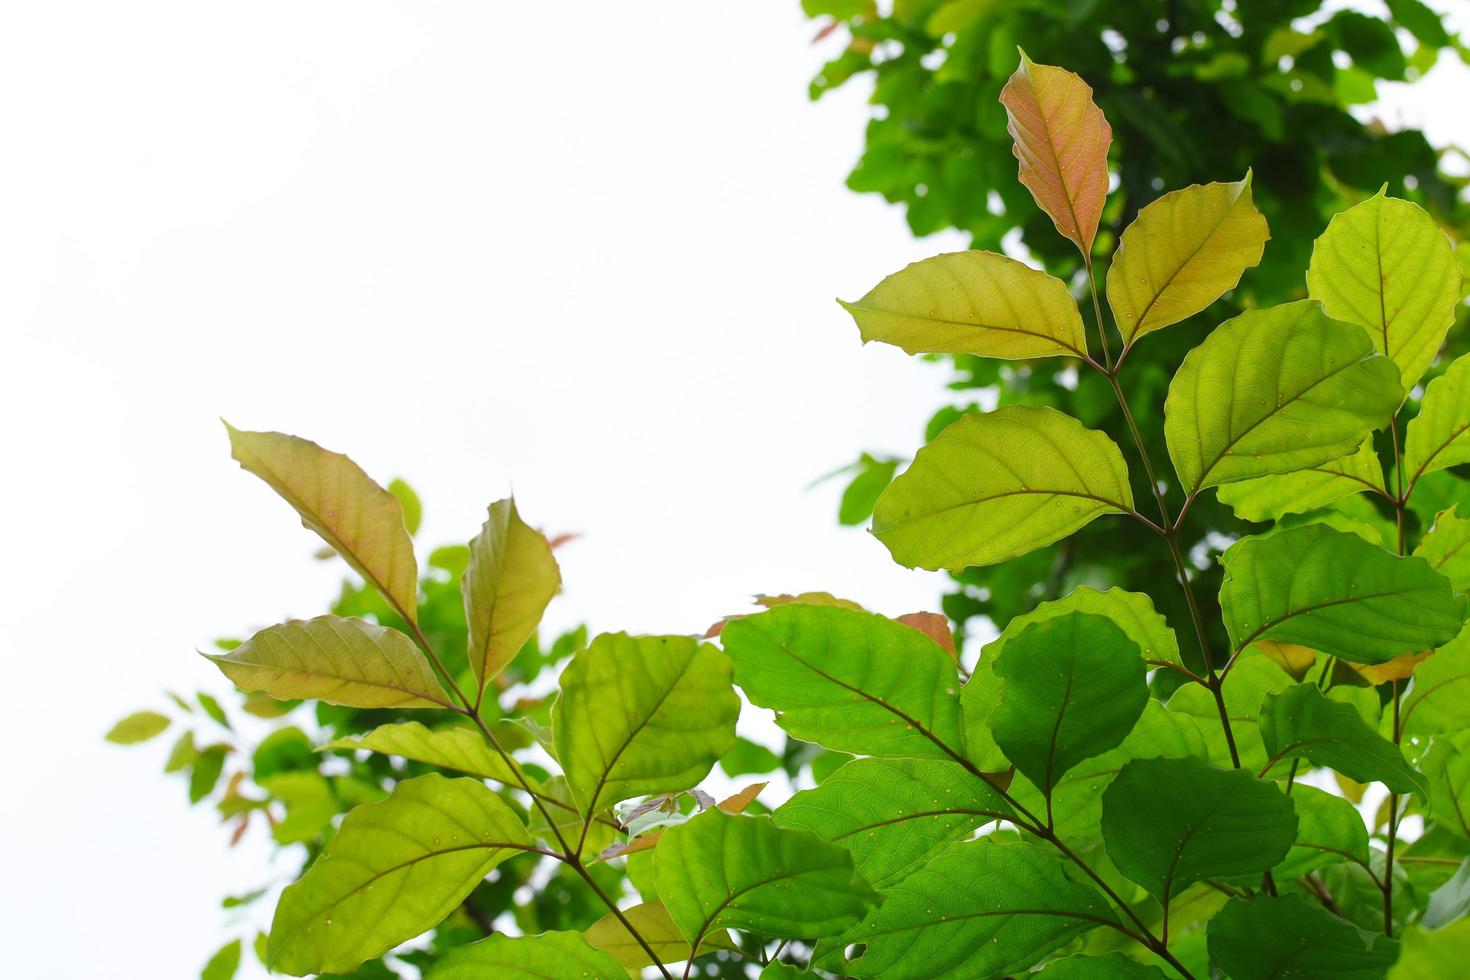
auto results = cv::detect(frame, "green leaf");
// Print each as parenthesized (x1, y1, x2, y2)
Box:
(1423, 859, 1470, 929)
(322, 720, 532, 788)
(1406, 354, 1470, 492)
(1391, 918, 1470, 978)
(839, 453, 899, 526)
(425, 931, 626, 979)
(1308, 191, 1458, 392)
(387, 477, 422, 536)
(1164, 300, 1402, 492)
(991, 612, 1147, 797)
(1207, 895, 1398, 979)
(1101, 757, 1297, 903)
(1402, 627, 1470, 737)
(1219, 524, 1466, 665)
(960, 656, 1008, 770)
(838, 250, 1089, 360)
(165, 730, 197, 772)
(820, 840, 1116, 979)
(1034, 953, 1169, 979)
(582, 901, 735, 971)
(1107, 172, 1269, 344)
(552, 633, 738, 824)
(189, 745, 228, 803)
(105, 710, 170, 744)
(718, 737, 782, 777)
(463, 498, 560, 690)
(1217, 438, 1386, 522)
(985, 585, 1180, 667)
(720, 604, 965, 760)
(1386, 0, 1452, 48)
(1168, 654, 1292, 768)
(654, 809, 878, 946)
(1416, 508, 1470, 592)
(774, 756, 1014, 889)
(267, 774, 536, 976)
(197, 692, 232, 730)
(1421, 731, 1470, 841)
(873, 405, 1134, 571)
(225, 424, 419, 623)
(1270, 784, 1371, 881)
(1258, 682, 1427, 796)
(201, 938, 241, 980)
(206, 615, 452, 709)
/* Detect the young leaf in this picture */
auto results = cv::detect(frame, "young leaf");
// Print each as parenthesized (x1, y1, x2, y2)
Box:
(1207, 895, 1398, 979)
(821, 840, 1117, 979)
(1307, 188, 1459, 392)
(425, 931, 626, 980)
(1035, 953, 1169, 979)
(1107, 173, 1269, 344)
(463, 498, 560, 691)
(1164, 301, 1402, 492)
(1416, 508, 1470, 591)
(206, 615, 452, 709)
(225, 424, 419, 623)
(719, 604, 965, 760)
(322, 720, 535, 789)
(654, 809, 878, 946)
(1000, 51, 1111, 256)
(582, 901, 735, 971)
(1258, 683, 1427, 796)
(1405, 353, 1470, 492)
(552, 633, 738, 825)
(1101, 757, 1297, 903)
(267, 774, 537, 976)
(1217, 438, 1387, 522)
(873, 406, 1133, 571)
(838, 250, 1089, 360)
(1402, 627, 1470, 737)
(1219, 524, 1466, 665)
(984, 585, 1180, 667)
(774, 756, 1014, 888)
(104, 710, 170, 744)
(991, 612, 1147, 798)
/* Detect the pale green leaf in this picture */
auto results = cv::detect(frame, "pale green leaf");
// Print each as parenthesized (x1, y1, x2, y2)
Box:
(992, 612, 1147, 796)
(960, 657, 1008, 770)
(1416, 507, 1470, 591)
(201, 939, 241, 980)
(552, 633, 738, 825)
(426, 931, 626, 979)
(873, 405, 1133, 571)
(839, 250, 1089, 360)
(1164, 300, 1401, 492)
(463, 498, 560, 690)
(582, 901, 735, 971)
(207, 615, 452, 709)
(1208, 895, 1398, 979)
(774, 756, 1014, 889)
(1408, 356, 1470, 506)
(1258, 682, 1427, 796)
(105, 710, 170, 745)
(821, 840, 1117, 979)
(1108, 172, 1268, 343)
(267, 773, 536, 976)
(323, 720, 529, 786)
(1402, 627, 1470, 738)
(1217, 438, 1386, 522)
(1308, 189, 1459, 391)
(1219, 524, 1466, 665)
(986, 585, 1180, 666)
(1391, 918, 1470, 978)
(225, 424, 419, 623)
(1101, 756, 1297, 903)
(1270, 784, 1371, 882)
(1167, 654, 1292, 769)
(1423, 860, 1470, 929)
(719, 604, 965, 761)
(1421, 731, 1470, 841)
(654, 809, 878, 945)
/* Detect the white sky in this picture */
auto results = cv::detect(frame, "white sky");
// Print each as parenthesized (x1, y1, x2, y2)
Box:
(2, 2, 1466, 977)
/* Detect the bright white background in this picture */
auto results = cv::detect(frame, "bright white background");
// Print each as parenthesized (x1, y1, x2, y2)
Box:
(2, 2, 1465, 977)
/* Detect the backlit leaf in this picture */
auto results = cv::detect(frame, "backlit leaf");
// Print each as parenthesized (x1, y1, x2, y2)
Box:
(1217, 438, 1386, 522)
(267, 774, 536, 976)
(822, 840, 1116, 979)
(1001, 51, 1112, 255)
(1035, 953, 1169, 979)
(991, 612, 1147, 796)
(582, 901, 735, 971)
(1406, 354, 1470, 493)
(225, 424, 419, 623)
(720, 604, 965, 760)
(839, 250, 1088, 360)
(1101, 757, 1297, 903)
(463, 498, 560, 690)
(1207, 895, 1398, 979)
(1402, 627, 1470, 737)
(985, 585, 1180, 667)
(552, 633, 738, 827)
(873, 405, 1133, 571)
(1269, 784, 1371, 881)
(1308, 188, 1459, 391)
(1164, 301, 1402, 492)
(1258, 682, 1427, 796)
(1168, 655, 1292, 769)
(1390, 918, 1470, 978)
(1416, 508, 1470, 591)
(654, 809, 878, 945)
(207, 615, 451, 709)
(774, 756, 1013, 888)
(105, 710, 170, 744)
(1421, 731, 1470, 841)
(1107, 173, 1268, 344)
(1219, 524, 1466, 664)
(201, 939, 241, 980)
(425, 931, 626, 979)
(323, 720, 533, 789)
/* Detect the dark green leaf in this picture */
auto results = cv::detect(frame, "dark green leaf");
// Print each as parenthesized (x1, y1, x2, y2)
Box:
(1207, 895, 1398, 979)
(1259, 682, 1427, 796)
